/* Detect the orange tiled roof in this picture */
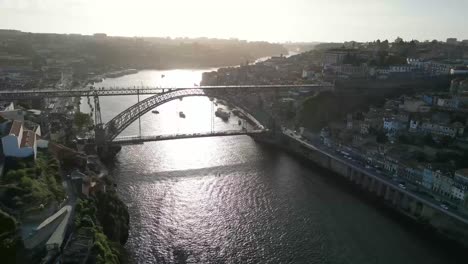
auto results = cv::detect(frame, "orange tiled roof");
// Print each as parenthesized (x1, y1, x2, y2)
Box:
(9, 120, 22, 137)
(20, 130, 36, 148)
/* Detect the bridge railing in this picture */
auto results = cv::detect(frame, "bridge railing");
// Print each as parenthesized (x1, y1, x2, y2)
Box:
(111, 129, 268, 143)
(0, 83, 334, 99)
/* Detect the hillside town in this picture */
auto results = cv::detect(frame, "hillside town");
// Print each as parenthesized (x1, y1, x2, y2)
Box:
(202, 37, 468, 86)
(304, 78, 468, 214)
(1, 32, 468, 263)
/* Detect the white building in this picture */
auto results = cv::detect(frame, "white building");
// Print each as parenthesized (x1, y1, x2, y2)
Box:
(399, 99, 431, 113)
(383, 117, 406, 134)
(451, 183, 466, 201)
(455, 169, 468, 186)
(0, 101, 14, 112)
(450, 68, 468, 75)
(430, 62, 457, 76)
(420, 122, 464, 138)
(409, 120, 419, 132)
(447, 38, 458, 45)
(389, 65, 415, 73)
(360, 122, 370, 135)
(322, 49, 357, 66)
(432, 171, 454, 198)
(384, 158, 399, 175)
(436, 97, 460, 109)
(1, 120, 38, 159)
(407, 58, 458, 76)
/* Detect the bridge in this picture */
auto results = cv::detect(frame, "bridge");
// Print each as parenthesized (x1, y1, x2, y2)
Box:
(95, 88, 270, 144)
(0, 84, 333, 100)
(2, 83, 334, 155)
(112, 129, 268, 145)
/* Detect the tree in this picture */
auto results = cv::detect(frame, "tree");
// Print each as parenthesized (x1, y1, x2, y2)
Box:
(0, 210, 17, 234)
(423, 134, 435, 145)
(74, 112, 93, 130)
(376, 130, 388, 143)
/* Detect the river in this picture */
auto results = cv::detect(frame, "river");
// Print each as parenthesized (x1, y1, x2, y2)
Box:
(82, 69, 466, 263)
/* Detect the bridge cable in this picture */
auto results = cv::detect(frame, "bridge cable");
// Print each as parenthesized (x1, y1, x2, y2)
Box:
(137, 89, 142, 138)
(211, 100, 214, 133)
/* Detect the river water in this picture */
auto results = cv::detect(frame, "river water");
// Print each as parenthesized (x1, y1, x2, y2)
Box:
(83, 69, 466, 264)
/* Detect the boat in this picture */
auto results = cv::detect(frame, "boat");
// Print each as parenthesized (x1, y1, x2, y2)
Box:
(152, 110, 159, 114)
(179, 111, 186, 118)
(215, 108, 230, 121)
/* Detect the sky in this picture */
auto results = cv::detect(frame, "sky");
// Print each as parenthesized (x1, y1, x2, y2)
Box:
(1, 0, 467, 43)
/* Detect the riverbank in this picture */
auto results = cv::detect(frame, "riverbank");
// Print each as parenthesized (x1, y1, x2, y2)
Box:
(252, 132, 468, 249)
(84, 52, 291, 88)
(45, 144, 130, 263)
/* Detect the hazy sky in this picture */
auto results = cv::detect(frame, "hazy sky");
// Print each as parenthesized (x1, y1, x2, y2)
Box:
(1, 0, 467, 42)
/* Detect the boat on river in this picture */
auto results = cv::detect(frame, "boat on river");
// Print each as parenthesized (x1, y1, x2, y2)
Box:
(215, 108, 230, 121)
(152, 110, 159, 114)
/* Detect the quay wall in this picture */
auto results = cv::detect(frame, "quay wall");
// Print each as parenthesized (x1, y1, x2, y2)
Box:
(253, 133, 468, 248)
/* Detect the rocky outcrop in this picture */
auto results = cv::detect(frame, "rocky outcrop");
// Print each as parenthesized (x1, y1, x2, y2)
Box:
(95, 191, 129, 245)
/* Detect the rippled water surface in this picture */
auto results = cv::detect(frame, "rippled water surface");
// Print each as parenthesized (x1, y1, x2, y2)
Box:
(90, 70, 465, 263)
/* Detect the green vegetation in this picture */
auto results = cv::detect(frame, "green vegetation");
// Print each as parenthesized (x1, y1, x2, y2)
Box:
(75, 199, 121, 264)
(395, 133, 468, 169)
(1, 152, 65, 209)
(0, 209, 19, 264)
(375, 130, 388, 143)
(74, 112, 94, 131)
(297, 91, 388, 131)
(95, 191, 130, 245)
(0, 209, 17, 235)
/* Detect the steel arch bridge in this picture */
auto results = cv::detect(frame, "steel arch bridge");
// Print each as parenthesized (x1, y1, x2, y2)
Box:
(95, 88, 265, 143)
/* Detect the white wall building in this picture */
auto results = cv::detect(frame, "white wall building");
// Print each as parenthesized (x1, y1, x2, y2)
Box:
(0, 101, 14, 112)
(452, 183, 466, 201)
(409, 120, 419, 132)
(420, 122, 464, 138)
(1, 120, 38, 159)
(383, 117, 406, 134)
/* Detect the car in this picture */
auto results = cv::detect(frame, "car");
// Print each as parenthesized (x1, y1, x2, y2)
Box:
(398, 183, 406, 189)
(440, 204, 449, 210)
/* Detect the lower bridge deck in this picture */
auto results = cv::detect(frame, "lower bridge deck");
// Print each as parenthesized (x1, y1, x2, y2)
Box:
(111, 129, 268, 145)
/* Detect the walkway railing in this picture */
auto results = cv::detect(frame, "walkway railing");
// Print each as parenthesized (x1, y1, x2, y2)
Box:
(0, 84, 334, 100)
(112, 129, 268, 144)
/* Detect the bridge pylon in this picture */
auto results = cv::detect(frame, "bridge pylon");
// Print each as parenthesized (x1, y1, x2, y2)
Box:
(94, 123, 107, 146)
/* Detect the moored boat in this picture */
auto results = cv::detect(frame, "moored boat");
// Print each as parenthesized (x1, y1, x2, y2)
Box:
(215, 108, 230, 121)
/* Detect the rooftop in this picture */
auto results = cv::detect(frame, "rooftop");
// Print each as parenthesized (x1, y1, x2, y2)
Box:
(20, 130, 36, 148)
(0, 101, 13, 111)
(9, 120, 22, 137)
(455, 169, 468, 178)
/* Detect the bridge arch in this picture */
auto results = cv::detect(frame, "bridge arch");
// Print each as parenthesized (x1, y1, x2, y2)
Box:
(100, 88, 265, 142)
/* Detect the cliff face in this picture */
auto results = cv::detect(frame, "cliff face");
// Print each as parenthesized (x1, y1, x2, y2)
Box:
(297, 91, 378, 131)
(95, 191, 130, 245)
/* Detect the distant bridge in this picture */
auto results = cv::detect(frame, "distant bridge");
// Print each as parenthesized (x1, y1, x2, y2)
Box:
(0, 84, 333, 100)
(112, 129, 268, 145)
